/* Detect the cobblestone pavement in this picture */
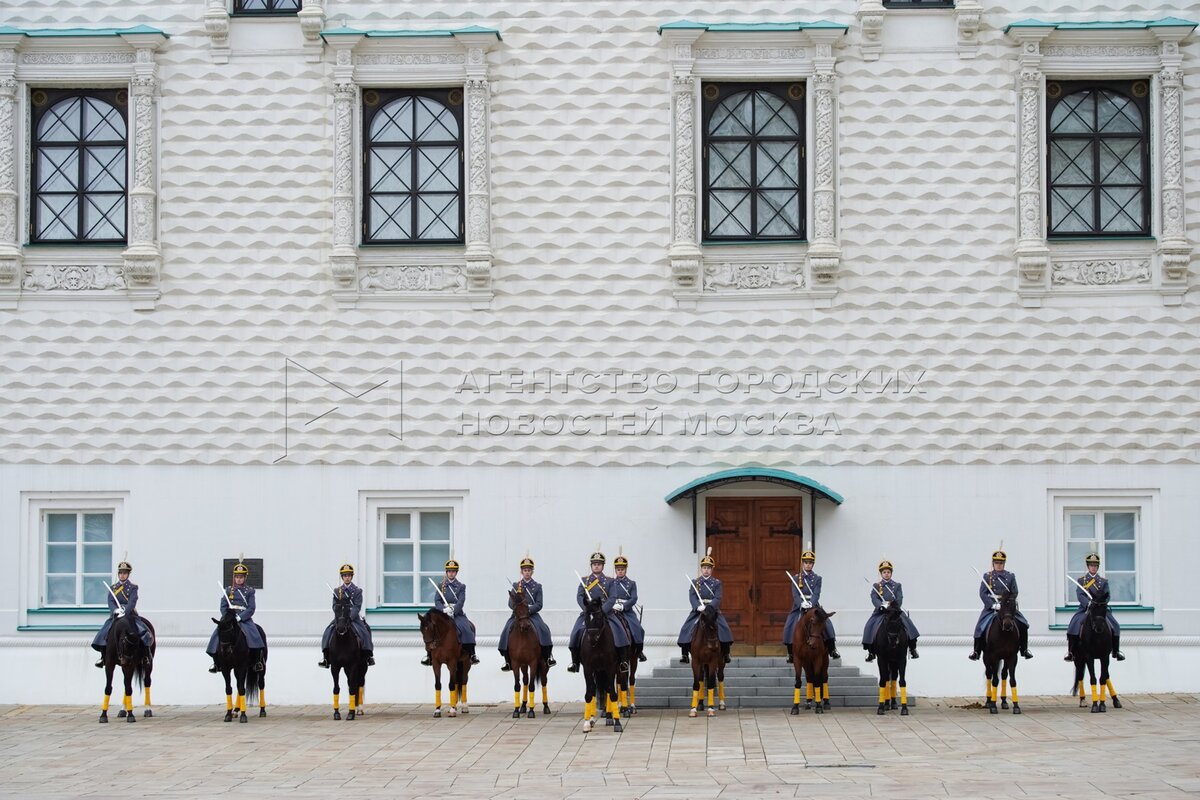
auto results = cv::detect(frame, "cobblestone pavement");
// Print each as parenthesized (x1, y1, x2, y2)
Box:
(1, 695, 1198, 798)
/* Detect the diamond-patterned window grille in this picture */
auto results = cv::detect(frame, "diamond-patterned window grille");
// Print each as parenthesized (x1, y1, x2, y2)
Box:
(1047, 80, 1150, 237)
(30, 89, 128, 244)
(883, 1, 956, 8)
(232, 0, 301, 15)
(702, 84, 805, 242)
(363, 89, 464, 245)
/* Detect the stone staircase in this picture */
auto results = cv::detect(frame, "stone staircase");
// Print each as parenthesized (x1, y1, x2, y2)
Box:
(630, 656, 916, 709)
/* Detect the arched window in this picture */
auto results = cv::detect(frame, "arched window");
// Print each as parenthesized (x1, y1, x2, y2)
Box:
(363, 89, 464, 245)
(702, 84, 805, 242)
(31, 89, 127, 243)
(233, 0, 300, 14)
(1047, 81, 1150, 237)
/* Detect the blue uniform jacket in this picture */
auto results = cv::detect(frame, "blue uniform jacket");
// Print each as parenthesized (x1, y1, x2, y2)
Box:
(320, 581, 374, 651)
(206, 584, 265, 654)
(861, 578, 920, 644)
(1066, 574, 1121, 636)
(91, 579, 153, 649)
(783, 570, 836, 645)
(433, 578, 476, 645)
(972, 569, 1030, 637)
(499, 578, 554, 648)
(677, 576, 734, 645)
(610, 575, 645, 644)
(569, 573, 630, 648)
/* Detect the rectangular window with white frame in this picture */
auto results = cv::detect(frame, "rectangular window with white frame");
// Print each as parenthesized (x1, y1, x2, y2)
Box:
(43, 510, 114, 607)
(1064, 508, 1138, 605)
(380, 509, 453, 606)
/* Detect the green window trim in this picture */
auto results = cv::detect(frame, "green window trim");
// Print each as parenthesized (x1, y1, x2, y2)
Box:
(1055, 604, 1155, 613)
(1049, 622, 1162, 631)
(18, 624, 103, 631)
(28, 606, 110, 614)
(366, 605, 433, 613)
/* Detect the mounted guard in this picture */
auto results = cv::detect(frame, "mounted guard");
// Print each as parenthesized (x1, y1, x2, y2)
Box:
(783, 549, 840, 662)
(207, 562, 265, 673)
(318, 564, 375, 668)
(862, 560, 919, 661)
(969, 550, 1033, 661)
(92, 560, 153, 669)
(567, 551, 631, 672)
(677, 552, 733, 665)
(422, 559, 479, 666)
(500, 556, 556, 670)
(610, 553, 646, 663)
(1065, 552, 1124, 662)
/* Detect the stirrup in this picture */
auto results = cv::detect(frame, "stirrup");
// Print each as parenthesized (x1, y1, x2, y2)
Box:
(785, 653, 793, 663)
(317, 659, 329, 668)
(864, 652, 875, 662)
(566, 662, 579, 673)
(1114, 652, 1125, 661)
(724, 654, 731, 664)
(908, 648, 919, 659)
(679, 653, 689, 664)
(967, 651, 980, 661)
(94, 658, 105, 669)
(420, 656, 432, 666)
(253, 661, 264, 672)
(500, 663, 512, 672)
(547, 657, 557, 666)
(637, 652, 647, 662)
(366, 656, 376, 666)
(1021, 649, 1034, 660)
(208, 664, 220, 673)
(470, 655, 480, 665)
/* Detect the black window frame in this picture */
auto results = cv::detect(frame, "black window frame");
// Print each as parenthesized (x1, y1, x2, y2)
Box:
(1046, 79, 1151, 239)
(701, 82, 807, 243)
(231, 0, 301, 16)
(883, 1, 956, 8)
(361, 88, 465, 246)
(29, 87, 128, 245)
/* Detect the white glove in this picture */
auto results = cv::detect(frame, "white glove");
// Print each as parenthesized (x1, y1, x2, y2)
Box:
(236, 615, 243, 622)
(613, 601, 625, 612)
(801, 601, 813, 610)
(441, 607, 454, 616)
(991, 602, 1000, 610)
(113, 609, 124, 618)
(230, 605, 245, 612)
(881, 601, 891, 610)
(699, 598, 711, 606)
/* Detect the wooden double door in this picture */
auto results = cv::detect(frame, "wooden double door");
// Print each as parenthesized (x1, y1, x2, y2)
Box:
(706, 497, 803, 650)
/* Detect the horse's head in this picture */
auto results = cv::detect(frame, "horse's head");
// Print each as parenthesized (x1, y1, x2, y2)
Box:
(212, 608, 241, 660)
(583, 595, 606, 645)
(998, 592, 1018, 633)
(803, 607, 835, 648)
(333, 597, 353, 635)
(510, 589, 531, 619)
(417, 611, 444, 652)
(1087, 590, 1110, 632)
(883, 602, 905, 648)
(113, 612, 141, 666)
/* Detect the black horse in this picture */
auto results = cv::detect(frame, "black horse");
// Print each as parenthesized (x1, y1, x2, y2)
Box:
(328, 596, 369, 720)
(872, 602, 910, 716)
(983, 592, 1021, 715)
(99, 612, 156, 723)
(211, 608, 268, 722)
(1073, 590, 1122, 713)
(580, 595, 624, 733)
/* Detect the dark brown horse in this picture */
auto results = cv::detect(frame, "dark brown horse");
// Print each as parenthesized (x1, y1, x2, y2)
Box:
(790, 607, 836, 715)
(1073, 589, 1121, 712)
(99, 612, 155, 723)
(580, 596, 623, 733)
(688, 604, 725, 718)
(418, 610, 471, 718)
(873, 602, 910, 716)
(507, 588, 550, 718)
(328, 596, 369, 720)
(983, 592, 1021, 715)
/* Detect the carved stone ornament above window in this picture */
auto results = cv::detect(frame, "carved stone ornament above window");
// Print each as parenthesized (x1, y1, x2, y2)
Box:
(1005, 18, 1196, 307)
(321, 26, 501, 310)
(204, 0, 326, 64)
(856, 0, 983, 61)
(658, 21, 846, 309)
(0, 26, 168, 311)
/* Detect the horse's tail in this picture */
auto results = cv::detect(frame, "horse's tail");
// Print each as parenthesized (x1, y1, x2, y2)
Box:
(132, 660, 146, 692)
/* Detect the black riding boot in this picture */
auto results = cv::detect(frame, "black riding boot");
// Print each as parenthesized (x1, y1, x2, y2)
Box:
(208, 655, 220, 673)
(499, 648, 511, 671)
(567, 645, 581, 672)
(785, 644, 793, 664)
(364, 649, 375, 666)
(420, 648, 432, 666)
(864, 644, 875, 662)
(93, 647, 105, 669)
(908, 640, 919, 659)
(464, 643, 480, 665)
(968, 636, 983, 660)
(826, 638, 841, 660)
(720, 642, 731, 664)
(542, 645, 557, 666)
(618, 646, 631, 672)
(637, 642, 646, 662)
(1064, 634, 1079, 662)
(251, 648, 265, 672)
(679, 644, 690, 664)
(1019, 626, 1033, 659)
(317, 648, 330, 669)
(1112, 635, 1125, 661)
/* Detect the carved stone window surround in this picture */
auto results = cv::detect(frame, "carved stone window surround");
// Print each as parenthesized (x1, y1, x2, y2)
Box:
(660, 23, 846, 310)
(1006, 20, 1195, 308)
(322, 28, 500, 310)
(204, 0, 326, 64)
(0, 28, 168, 311)
(856, 0, 983, 61)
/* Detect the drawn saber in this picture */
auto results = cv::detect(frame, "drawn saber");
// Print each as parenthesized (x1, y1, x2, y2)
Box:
(427, 577, 452, 609)
(325, 582, 340, 599)
(972, 566, 1002, 603)
(1066, 573, 1095, 601)
(575, 570, 609, 601)
(100, 580, 125, 615)
(785, 570, 811, 604)
(684, 572, 703, 603)
(864, 576, 909, 615)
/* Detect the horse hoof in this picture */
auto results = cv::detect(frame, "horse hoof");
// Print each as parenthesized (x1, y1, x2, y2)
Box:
(1091, 704, 1100, 713)
(1112, 697, 1123, 709)
(1079, 699, 1088, 708)
(461, 706, 470, 715)
(433, 710, 442, 718)
(543, 705, 552, 715)
(719, 702, 727, 711)
(528, 710, 535, 719)
(447, 708, 457, 718)
(823, 700, 831, 710)
(117, 709, 127, 718)
(582, 720, 593, 733)
(1099, 702, 1106, 713)
(334, 710, 342, 720)
(223, 711, 233, 722)
(707, 708, 715, 718)
(614, 721, 623, 732)
(605, 716, 614, 726)
(239, 713, 248, 723)
(900, 706, 910, 716)
(627, 706, 635, 717)
(259, 708, 266, 717)
(804, 701, 812, 710)
(126, 713, 136, 723)
(689, 709, 698, 718)
(989, 706, 998, 715)
(814, 705, 822, 715)
(890, 700, 898, 710)
(790, 705, 799, 715)
(1012, 705, 1021, 715)
(1001, 700, 1009, 709)
(877, 705, 886, 715)
(99, 711, 108, 723)
(143, 709, 153, 718)
(347, 711, 356, 720)
(512, 709, 521, 718)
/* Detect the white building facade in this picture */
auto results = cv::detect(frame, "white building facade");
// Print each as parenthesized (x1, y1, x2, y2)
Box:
(0, 0, 1197, 704)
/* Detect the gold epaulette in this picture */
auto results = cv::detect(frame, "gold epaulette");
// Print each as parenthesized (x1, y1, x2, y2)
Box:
(113, 585, 123, 595)
(1083, 578, 1096, 589)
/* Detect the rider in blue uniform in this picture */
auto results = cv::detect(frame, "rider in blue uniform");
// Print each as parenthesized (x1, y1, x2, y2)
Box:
(1065, 552, 1124, 662)
(611, 553, 647, 663)
(862, 560, 919, 661)
(499, 556, 556, 670)
(968, 550, 1033, 660)
(422, 559, 480, 665)
(677, 552, 733, 665)
(207, 562, 265, 673)
(783, 549, 840, 662)
(566, 551, 630, 672)
(317, 563, 375, 668)
(91, 560, 153, 667)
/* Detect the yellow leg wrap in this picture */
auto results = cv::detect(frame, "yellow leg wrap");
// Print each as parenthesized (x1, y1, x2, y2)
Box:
(542, 685, 549, 705)
(349, 694, 356, 711)
(435, 689, 442, 708)
(707, 688, 714, 708)
(900, 686, 908, 705)
(450, 689, 459, 707)
(1106, 679, 1116, 697)
(144, 687, 151, 707)
(1011, 688, 1018, 703)
(514, 690, 521, 708)
(259, 690, 266, 708)
(879, 687, 886, 703)
(333, 692, 340, 710)
(1090, 683, 1098, 702)
(124, 695, 132, 712)
(691, 689, 699, 708)
(823, 683, 830, 701)
(806, 683, 813, 700)
(585, 698, 595, 719)
(718, 682, 725, 701)
(816, 685, 823, 703)
(102, 695, 110, 711)
(1100, 683, 1107, 701)
(357, 688, 363, 706)
(890, 679, 898, 699)
(226, 694, 233, 711)
(461, 685, 467, 704)
(1001, 680, 1008, 699)
(794, 687, 802, 704)
(1078, 680, 1084, 697)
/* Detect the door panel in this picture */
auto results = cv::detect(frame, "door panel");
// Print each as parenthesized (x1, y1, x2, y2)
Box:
(707, 498, 753, 642)
(756, 499, 802, 646)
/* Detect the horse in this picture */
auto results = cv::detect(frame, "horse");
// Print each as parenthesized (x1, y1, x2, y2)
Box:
(98, 612, 156, 723)
(328, 596, 370, 720)
(507, 589, 550, 719)
(872, 601, 910, 716)
(619, 626, 639, 718)
(418, 610, 472, 718)
(982, 591, 1021, 715)
(579, 595, 624, 733)
(211, 608, 268, 722)
(688, 604, 725, 718)
(1073, 589, 1122, 713)
(790, 607, 836, 715)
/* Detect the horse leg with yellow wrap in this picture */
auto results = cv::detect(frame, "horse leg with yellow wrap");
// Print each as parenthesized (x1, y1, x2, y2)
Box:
(1008, 661, 1020, 715)
(611, 674, 624, 733)
(537, 656, 551, 716)
(513, 667, 524, 719)
(1095, 653, 1110, 713)
(706, 667, 716, 718)
(582, 669, 597, 732)
(689, 670, 701, 719)
(876, 656, 891, 716)
(99, 660, 115, 723)
(525, 670, 536, 719)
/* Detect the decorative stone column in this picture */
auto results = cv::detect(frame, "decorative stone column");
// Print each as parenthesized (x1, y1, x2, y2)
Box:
(662, 30, 702, 291)
(807, 32, 842, 285)
(1152, 30, 1191, 288)
(1009, 29, 1051, 288)
(463, 53, 493, 298)
(121, 38, 165, 306)
(0, 39, 20, 307)
(298, 0, 326, 63)
(328, 38, 360, 306)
